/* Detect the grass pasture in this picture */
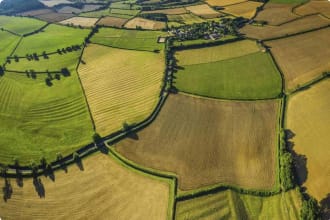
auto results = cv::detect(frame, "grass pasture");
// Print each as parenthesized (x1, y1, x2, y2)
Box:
(110, 8, 140, 16)
(124, 17, 166, 30)
(110, 1, 141, 10)
(13, 24, 89, 55)
(0, 70, 94, 165)
(0, 153, 171, 219)
(223, 1, 263, 19)
(294, 0, 330, 18)
(78, 44, 164, 136)
(185, 4, 221, 18)
(91, 27, 165, 51)
(174, 40, 282, 99)
(97, 16, 129, 27)
(266, 28, 330, 91)
(116, 94, 279, 190)
(255, 3, 300, 25)
(286, 79, 330, 201)
(35, 12, 75, 23)
(176, 189, 301, 219)
(240, 14, 330, 40)
(167, 13, 206, 26)
(19, 9, 54, 16)
(141, 7, 187, 15)
(0, 15, 46, 35)
(206, 0, 247, 7)
(0, 31, 20, 65)
(59, 17, 99, 27)
(57, 4, 103, 14)
(39, 0, 73, 7)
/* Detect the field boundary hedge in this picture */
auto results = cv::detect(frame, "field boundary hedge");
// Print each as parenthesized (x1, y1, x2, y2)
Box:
(172, 36, 243, 50)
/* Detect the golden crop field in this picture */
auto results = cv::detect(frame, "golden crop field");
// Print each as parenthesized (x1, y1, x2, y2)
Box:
(175, 39, 260, 66)
(255, 3, 300, 25)
(115, 93, 279, 191)
(185, 4, 221, 18)
(207, 0, 247, 7)
(59, 16, 98, 27)
(286, 79, 330, 201)
(124, 17, 166, 30)
(97, 16, 129, 28)
(0, 153, 170, 219)
(294, 0, 330, 18)
(266, 28, 330, 91)
(78, 44, 164, 136)
(223, 1, 263, 19)
(240, 14, 330, 40)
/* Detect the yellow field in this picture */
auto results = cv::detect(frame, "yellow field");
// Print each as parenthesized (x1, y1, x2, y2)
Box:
(207, 0, 247, 7)
(175, 39, 260, 65)
(266, 28, 330, 91)
(241, 14, 330, 40)
(116, 93, 279, 191)
(255, 3, 300, 25)
(185, 4, 221, 18)
(59, 16, 98, 27)
(286, 79, 330, 201)
(223, 1, 263, 19)
(294, 0, 330, 18)
(78, 44, 164, 136)
(0, 153, 170, 219)
(124, 17, 166, 30)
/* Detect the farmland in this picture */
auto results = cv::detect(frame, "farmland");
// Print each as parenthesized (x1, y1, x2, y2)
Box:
(294, 0, 330, 18)
(13, 24, 89, 55)
(80, 7, 137, 18)
(167, 13, 206, 26)
(115, 94, 279, 190)
(0, 30, 20, 64)
(206, 0, 246, 7)
(266, 28, 330, 91)
(59, 17, 99, 27)
(176, 189, 302, 219)
(223, 1, 263, 19)
(39, 0, 73, 7)
(0, 153, 171, 219)
(124, 17, 166, 30)
(240, 14, 330, 40)
(0, 15, 46, 35)
(97, 16, 128, 27)
(286, 79, 330, 201)
(255, 3, 300, 25)
(141, 7, 187, 15)
(78, 44, 164, 136)
(185, 4, 221, 18)
(174, 40, 282, 99)
(91, 27, 165, 51)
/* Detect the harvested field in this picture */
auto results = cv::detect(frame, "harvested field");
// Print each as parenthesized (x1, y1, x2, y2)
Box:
(0, 30, 20, 64)
(34, 12, 75, 22)
(207, 0, 247, 7)
(124, 17, 166, 30)
(19, 9, 54, 16)
(115, 94, 279, 190)
(0, 15, 46, 35)
(294, 0, 330, 18)
(240, 14, 330, 40)
(167, 13, 205, 26)
(185, 4, 221, 18)
(78, 44, 164, 136)
(141, 7, 187, 15)
(59, 16, 98, 27)
(0, 153, 171, 220)
(255, 3, 300, 25)
(40, 0, 73, 7)
(266, 28, 330, 91)
(13, 24, 89, 55)
(176, 189, 301, 219)
(97, 16, 128, 27)
(91, 27, 165, 51)
(287, 79, 330, 201)
(223, 1, 263, 19)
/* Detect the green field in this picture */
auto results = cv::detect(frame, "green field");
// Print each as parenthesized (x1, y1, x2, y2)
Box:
(91, 27, 165, 51)
(110, 1, 141, 9)
(174, 51, 282, 99)
(110, 8, 140, 16)
(6, 50, 81, 73)
(0, 71, 94, 165)
(176, 189, 302, 220)
(13, 24, 89, 56)
(0, 15, 46, 35)
(0, 30, 20, 64)
(167, 13, 206, 26)
(81, 8, 135, 18)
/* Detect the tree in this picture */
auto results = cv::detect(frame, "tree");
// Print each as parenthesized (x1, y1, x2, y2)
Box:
(0, 65, 4, 76)
(301, 196, 320, 220)
(280, 152, 294, 191)
(93, 133, 102, 143)
(30, 160, 38, 177)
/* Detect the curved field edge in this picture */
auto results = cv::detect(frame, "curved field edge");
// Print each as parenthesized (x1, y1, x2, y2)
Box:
(0, 152, 172, 219)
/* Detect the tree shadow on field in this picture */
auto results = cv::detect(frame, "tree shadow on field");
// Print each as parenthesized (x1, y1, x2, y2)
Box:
(2, 178, 13, 202)
(75, 157, 84, 171)
(285, 129, 308, 186)
(97, 142, 109, 154)
(16, 169, 23, 187)
(33, 177, 45, 198)
(320, 193, 330, 220)
(127, 131, 139, 140)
